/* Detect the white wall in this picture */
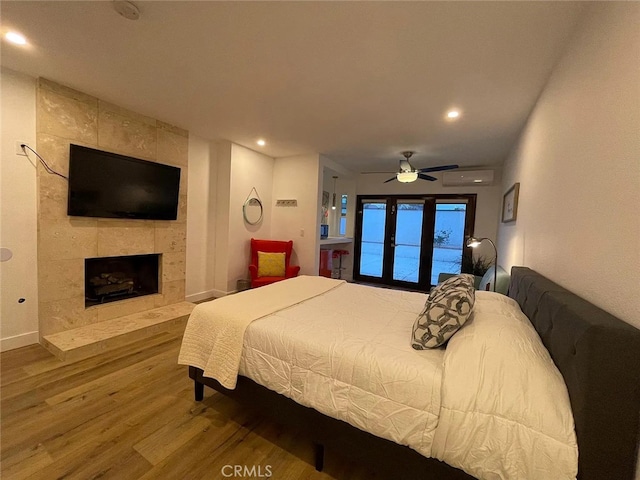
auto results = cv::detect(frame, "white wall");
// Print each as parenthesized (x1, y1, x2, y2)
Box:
(272, 153, 322, 276)
(185, 136, 217, 302)
(498, 2, 640, 330)
(0, 68, 38, 351)
(227, 144, 274, 292)
(357, 172, 502, 261)
(213, 141, 232, 295)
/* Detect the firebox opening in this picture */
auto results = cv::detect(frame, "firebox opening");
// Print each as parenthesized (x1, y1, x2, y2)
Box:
(85, 254, 160, 308)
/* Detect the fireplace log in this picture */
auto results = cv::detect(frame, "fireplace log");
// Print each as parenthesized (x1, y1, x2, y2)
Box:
(94, 280, 134, 297)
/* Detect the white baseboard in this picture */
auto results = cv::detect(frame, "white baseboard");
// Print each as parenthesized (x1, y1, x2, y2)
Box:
(213, 288, 236, 298)
(185, 290, 217, 303)
(1, 331, 39, 352)
(185, 288, 235, 302)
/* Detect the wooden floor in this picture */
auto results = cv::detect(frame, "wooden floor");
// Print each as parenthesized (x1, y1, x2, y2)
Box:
(1, 332, 381, 480)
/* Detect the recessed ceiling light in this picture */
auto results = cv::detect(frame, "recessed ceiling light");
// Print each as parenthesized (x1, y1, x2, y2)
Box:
(257, 139, 266, 146)
(5, 31, 27, 46)
(473, 179, 483, 183)
(446, 110, 460, 120)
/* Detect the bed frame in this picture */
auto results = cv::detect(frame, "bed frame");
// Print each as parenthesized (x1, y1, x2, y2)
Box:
(189, 267, 640, 480)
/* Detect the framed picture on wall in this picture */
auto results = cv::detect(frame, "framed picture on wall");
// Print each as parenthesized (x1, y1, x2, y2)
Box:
(502, 183, 520, 223)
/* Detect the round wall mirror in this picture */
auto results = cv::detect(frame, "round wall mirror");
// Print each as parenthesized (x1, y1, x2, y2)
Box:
(243, 197, 263, 225)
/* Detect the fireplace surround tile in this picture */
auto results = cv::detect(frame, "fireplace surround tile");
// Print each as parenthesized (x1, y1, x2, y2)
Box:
(176, 195, 188, 223)
(39, 218, 98, 261)
(38, 258, 84, 304)
(99, 100, 157, 127)
(95, 295, 158, 322)
(42, 302, 195, 362)
(97, 102, 157, 161)
(97, 221, 156, 257)
(157, 128, 188, 167)
(39, 295, 98, 336)
(37, 82, 98, 144)
(38, 173, 69, 221)
(37, 173, 69, 213)
(155, 279, 186, 308)
(39, 77, 97, 105)
(157, 120, 188, 138)
(161, 252, 186, 283)
(155, 223, 186, 254)
(34, 133, 76, 178)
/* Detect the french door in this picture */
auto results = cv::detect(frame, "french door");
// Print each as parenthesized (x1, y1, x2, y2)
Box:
(353, 194, 476, 291)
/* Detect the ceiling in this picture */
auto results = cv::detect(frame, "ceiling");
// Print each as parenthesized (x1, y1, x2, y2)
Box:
(1, 1, 585, 172)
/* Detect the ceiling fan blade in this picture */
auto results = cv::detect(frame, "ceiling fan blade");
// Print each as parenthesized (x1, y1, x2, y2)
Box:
(418, 173, 437, 181)
(383, 176, 397, 183)
(418, 164, 459, 173)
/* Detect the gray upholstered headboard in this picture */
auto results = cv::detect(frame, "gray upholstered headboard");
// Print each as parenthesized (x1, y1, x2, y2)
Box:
(509, 267, 640, 480)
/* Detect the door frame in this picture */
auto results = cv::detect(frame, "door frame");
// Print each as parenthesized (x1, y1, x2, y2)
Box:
(353, 194, 477, 291)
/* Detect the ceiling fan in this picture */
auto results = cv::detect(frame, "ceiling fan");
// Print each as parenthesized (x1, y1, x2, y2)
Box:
(384, 151, 459, 183)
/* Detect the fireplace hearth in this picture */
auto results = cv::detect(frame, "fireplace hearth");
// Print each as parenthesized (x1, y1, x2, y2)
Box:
(85, 254, 160, 307)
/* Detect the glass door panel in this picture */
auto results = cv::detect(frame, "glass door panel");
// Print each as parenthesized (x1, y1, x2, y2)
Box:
(431, 203, 467, 285)
(358, 201, 386, 278)
(392, 201, 424, 283)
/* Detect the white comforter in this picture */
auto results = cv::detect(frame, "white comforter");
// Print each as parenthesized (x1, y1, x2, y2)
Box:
(240, 279, 444, 455)
(178, 275, 343, 388)
(433, 292, 578, 479)
(179, 277, 578, 479)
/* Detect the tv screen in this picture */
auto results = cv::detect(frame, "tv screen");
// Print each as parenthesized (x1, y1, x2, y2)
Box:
(67, 145, 181, 220)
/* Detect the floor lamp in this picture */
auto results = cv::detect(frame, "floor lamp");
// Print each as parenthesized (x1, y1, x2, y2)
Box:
(466, 236, 498, 292)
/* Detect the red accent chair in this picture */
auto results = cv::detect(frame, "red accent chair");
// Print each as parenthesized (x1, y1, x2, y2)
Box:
(249, 238, 301, 288)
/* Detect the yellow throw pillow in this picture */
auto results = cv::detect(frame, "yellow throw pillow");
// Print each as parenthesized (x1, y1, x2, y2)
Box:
(257, 251, 286, 277)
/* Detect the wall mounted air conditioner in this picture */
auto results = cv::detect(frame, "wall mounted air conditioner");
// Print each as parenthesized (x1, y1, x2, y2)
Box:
(442, 170, 494, 186)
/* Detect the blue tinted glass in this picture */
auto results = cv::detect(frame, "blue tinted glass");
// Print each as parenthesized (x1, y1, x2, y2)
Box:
(359, 203, 385, 277)
(431, 203, 466, 285)
(392, 204, 423, 283)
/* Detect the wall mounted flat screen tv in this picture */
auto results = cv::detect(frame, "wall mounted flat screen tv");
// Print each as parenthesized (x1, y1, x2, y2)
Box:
(67, 145, 181, 220)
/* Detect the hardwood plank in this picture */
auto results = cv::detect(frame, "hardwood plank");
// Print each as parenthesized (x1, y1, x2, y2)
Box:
(133, 410, 212, 465)
(0, 330, 382, 479)
(1, 334, 182, 417)
(44, 346, 180, 406)
(0, 442, 54, 480)
(1, 344, 51, 373)
(2, 352, 187, 460)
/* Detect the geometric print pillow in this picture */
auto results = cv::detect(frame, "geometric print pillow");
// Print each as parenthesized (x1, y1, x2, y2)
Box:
(428, 273, 475, 304)
(411, 274, 476, 349)
(427, 273, 473, 302)
(257, 251, 286, 277)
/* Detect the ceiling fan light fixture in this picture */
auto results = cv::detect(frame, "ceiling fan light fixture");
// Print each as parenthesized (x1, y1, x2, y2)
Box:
(397, 171, 418, 183)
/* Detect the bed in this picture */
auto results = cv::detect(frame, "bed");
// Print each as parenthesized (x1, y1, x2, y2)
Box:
(179, 267, 640, 479)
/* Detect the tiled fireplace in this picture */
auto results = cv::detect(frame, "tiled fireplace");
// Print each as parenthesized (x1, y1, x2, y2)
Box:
(36, 78, 189, 338)
(85, 254, 160, 307)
